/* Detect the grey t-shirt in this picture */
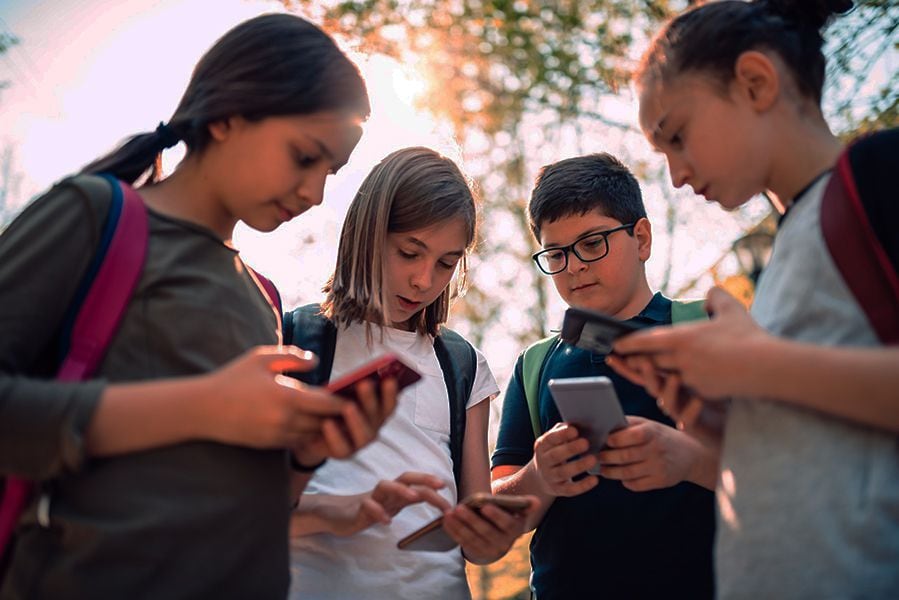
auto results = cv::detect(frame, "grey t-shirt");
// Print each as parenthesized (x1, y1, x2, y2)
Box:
(716, 174, 899, 599)
(0, 176, 289, 598)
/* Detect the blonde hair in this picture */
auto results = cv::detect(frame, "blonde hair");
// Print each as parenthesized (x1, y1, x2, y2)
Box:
(323, 146, 477, 336)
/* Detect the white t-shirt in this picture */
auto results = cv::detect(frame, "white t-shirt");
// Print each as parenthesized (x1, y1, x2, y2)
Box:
(288, 321, 499, 600)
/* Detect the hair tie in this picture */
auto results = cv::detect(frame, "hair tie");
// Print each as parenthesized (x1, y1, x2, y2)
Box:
(155, 121, 180, 150)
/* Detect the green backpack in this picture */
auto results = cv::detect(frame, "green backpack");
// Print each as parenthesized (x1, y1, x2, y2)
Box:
(521, 299, 707, 438)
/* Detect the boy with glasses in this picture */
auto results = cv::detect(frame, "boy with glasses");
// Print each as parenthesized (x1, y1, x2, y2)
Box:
(491, 153, 717, 599)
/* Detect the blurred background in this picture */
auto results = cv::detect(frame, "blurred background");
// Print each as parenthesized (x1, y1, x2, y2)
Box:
(1, 1, 896, 597)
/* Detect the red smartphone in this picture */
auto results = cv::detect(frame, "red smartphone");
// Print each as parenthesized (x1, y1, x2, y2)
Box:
(326, 353, 422, 401)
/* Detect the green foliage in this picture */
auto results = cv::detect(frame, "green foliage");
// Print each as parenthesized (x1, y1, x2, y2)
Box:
(286, 0, 681, 136)
(0, 32, 19, 94)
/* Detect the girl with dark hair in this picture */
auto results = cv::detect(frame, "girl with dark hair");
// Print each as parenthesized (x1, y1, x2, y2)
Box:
(0, 13, 393, 598)
(285, 147, 538, 599)
(609, 1, 899, 597)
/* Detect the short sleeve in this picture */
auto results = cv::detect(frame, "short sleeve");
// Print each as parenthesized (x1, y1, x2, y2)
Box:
(491, 355, 536, 468)
(466, 346, 500, 409)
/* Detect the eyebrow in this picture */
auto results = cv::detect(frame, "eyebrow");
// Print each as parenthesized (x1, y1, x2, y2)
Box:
(403, 236, 465, 258)
(650, 116, 667, 147)
(542, 226, 615, 248)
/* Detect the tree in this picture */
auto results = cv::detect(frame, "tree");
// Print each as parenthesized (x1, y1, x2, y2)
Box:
(0, 31, 19, 98)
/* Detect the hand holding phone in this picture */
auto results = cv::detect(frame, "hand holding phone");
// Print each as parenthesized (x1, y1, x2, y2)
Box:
(548, 376, 628, 475)
(396, 493, 532, 552)
(561, 306, 641, 355)
(327, 354, 421, 401)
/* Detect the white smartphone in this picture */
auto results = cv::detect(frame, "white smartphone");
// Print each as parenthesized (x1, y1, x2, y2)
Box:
(547, 376, 628, 475)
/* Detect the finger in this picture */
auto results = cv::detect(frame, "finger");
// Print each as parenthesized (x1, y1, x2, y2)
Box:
(472, 503, 518, 533)
(597, 446, 641, 466)
(550, 453, 598, 483)
(540, 437, 591, 469)
(257, 346, 319, 373)
(340, 402, 376, 450)
(622, 476, 657, 492)
(280, 383, 345, 416)
(395, 472, 446, 490)
(678, 395, 706, 430)
(358, 497, 392, 525)
(409, 486, 452, 512)
(371, 480, 420, 507)
(351, 378, 381, 424)
(319, 418, 354, 458)
(600, 462, 648, 482)
(706, 286, 743, 318)
(376, 378, 399, 424)
(605, 421, 649, 449)
(606, 354, 646, 386)
(657, 374, 685, 420)
(630, 356, 667, 397)
(556, 473, 599, 497)
(612, 325, 689, 356)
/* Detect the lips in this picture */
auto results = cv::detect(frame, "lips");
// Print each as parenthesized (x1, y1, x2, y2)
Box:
(397, 295, 422, 311)
(571, 282, 598, 292)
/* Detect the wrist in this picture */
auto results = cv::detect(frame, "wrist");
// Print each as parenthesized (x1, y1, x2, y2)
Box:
(290, 451, 327, 473)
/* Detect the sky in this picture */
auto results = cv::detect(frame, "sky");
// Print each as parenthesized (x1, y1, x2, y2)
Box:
(0, 0, 462, 307)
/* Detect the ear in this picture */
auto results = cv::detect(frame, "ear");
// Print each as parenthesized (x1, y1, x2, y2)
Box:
(207, 116, 244, 142)
(634, 217, 652, 262)
(733, 51, 779, 112)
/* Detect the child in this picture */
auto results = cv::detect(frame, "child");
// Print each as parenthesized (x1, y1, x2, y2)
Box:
(609, 0, 899, 597)
(491, 153, 718, 599)
(0, 14, 395, 598)
(285, 146, 539, 600)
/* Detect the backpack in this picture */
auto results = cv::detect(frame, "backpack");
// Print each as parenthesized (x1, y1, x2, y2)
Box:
(0, 175, 282, 570)
(283, 304, 477, 491)
(521, 299, 707, 438)
(821, 128, 899, 344)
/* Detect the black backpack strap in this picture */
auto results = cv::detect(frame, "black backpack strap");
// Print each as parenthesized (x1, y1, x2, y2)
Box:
(433, 327, 477, 493)
(283, 303, 337, 385)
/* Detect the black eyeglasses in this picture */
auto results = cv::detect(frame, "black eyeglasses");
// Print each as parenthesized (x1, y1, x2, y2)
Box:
(532, 223, 637, 275)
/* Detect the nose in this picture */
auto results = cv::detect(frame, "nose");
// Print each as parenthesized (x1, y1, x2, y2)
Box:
(667, 154, 690, 189)
(295, 165, 329, 206)
(565, 251, 588, 274)
(410, 264, 434, 291)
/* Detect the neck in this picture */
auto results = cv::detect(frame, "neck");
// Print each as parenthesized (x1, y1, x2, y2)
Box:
(137, 155, 237, 242)
(612, 280, 655, 320)
(765, 113, 843, 212)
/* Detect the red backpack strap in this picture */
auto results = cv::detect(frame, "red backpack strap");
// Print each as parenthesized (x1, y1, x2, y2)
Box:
(247, 267, 283, 330)
(0, 176, 148, 563)
(821, 141, 899, 344)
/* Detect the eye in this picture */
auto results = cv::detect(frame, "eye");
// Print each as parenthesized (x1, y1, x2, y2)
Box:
(399, 250, 417, 260)
(438, 259, 459, 270)
(544, 249, 565, 262)
(669, 130, 683, 148)
(581, 237, 605, 250)
(292, 148, 321, 169)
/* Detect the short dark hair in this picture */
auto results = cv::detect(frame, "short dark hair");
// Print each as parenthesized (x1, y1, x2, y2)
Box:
(528, 153, 646, 241)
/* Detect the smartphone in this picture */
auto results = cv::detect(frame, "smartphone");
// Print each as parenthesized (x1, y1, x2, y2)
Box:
(561, 306, 641, 355)
(327, 354, 422, 401)
(547, 376, 628, 475)
(396, 493, 531, 552)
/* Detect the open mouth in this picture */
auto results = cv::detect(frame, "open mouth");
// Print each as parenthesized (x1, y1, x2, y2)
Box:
(398, 296, 422, 311)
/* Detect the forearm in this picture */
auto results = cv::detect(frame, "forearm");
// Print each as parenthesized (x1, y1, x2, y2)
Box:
(491, 461, 553, 531)
(685, 438, 720, 491)
(744, 340, 899, 433)
(85, 375, 217, 456)
(290, 493, 363, 537)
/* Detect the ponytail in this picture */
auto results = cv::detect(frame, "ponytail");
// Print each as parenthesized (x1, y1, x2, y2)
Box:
(82, 122, 182, 185)
(79, 14, 370, 185)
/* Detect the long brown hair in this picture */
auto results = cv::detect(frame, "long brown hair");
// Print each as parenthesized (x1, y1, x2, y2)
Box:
(322, 147, 477, 337)
(82, 14, 370, 184)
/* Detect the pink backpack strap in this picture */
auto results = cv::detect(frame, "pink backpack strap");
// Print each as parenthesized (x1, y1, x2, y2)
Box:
(0, 177, 148, 562)
(248, 267, 283, 330)
(821, 147, 899, 344)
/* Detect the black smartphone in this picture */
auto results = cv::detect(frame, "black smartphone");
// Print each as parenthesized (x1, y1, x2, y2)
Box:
(561, 306, 641, 355)
(396, 493, 531, 552)
(327, 354, 421, 401)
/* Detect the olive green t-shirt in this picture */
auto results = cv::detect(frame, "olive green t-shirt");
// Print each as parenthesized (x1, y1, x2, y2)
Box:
(0, 176, 289, 598)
